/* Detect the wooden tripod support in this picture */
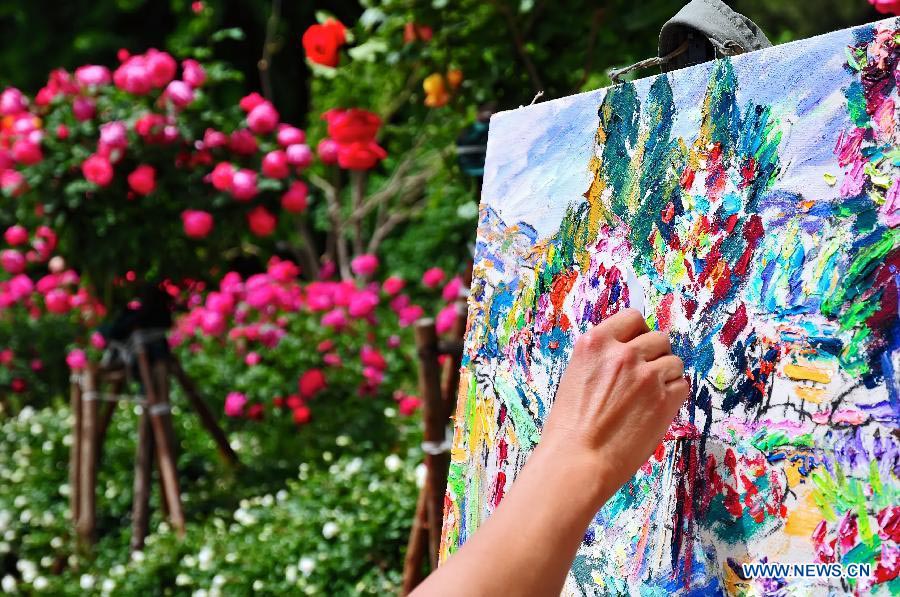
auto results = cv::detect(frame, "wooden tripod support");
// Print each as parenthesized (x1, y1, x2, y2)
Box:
(401, 298, 467, 594)
(69, 331, 238, 551)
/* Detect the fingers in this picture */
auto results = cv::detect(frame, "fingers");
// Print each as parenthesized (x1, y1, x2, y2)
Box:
(654, 355, 685, 382)
(665, 376, 690, 398)
(598, 308, 649, 342)
(629, 331, 671, 361)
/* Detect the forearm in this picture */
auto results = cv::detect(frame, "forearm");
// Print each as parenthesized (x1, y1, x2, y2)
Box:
(414, 441, 611, 596)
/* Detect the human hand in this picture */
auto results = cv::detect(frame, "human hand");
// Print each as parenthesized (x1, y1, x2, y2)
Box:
(540, 308, 689, 506)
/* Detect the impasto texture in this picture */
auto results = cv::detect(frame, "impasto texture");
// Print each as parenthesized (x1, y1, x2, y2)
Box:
(441, 18, 900, 596)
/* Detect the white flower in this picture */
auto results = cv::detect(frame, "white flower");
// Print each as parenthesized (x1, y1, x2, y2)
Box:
(384, 407, 397, 418)
(345, 457, 363, 475)
(415, 463, 427, 488)
(212, 575, 225, 587)
(40, 556, 53, 568)
(13, 495, 26, 508)
(30, 423, 43, 435)
(110, 565, 126, 577)
(0, 542, 9, 554)
(252, 580, 264, 590)
(322, 451, 333, 462)
(285, 566, 298, 584)
(384, 454, 402, 472)
(80, 574, 95, 590)
(298, 557, 316, 576)
(131, 550, 145, 563)
(32, 576, 48, 591)
(182, 555, 197, 568)
(16, 559, 36, 582)
(225, 552, 237, 564)
(101, 578, 116, 593)
(192, 590, 208, 597)
(197, 546, 213, 570)
(276, 490, 288, 502)
(58, 484, 70, 497)
(322, 521, 339, 539)
(176, 574, 192, 586)
(335, 435, 350, 446)
(0, 510, 9, 531)
(2, 574, 16, 593)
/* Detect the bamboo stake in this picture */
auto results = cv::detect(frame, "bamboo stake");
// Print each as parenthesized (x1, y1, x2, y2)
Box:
(135, 343, 186, 536)
(76, 365, 98, 545)
(414, 319, 449, 569)
(169, 357, 238, 466)
(400, 488, 429, 595)
(68, 373, 82, 524)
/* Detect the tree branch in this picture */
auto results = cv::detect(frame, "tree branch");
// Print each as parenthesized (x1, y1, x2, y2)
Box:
(258, 0, 283, 101)
(492, 0, 543, 93)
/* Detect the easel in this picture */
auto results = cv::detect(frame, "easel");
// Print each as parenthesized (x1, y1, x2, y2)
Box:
(401, 294, 467, 594)
(69, 329, 238, 551)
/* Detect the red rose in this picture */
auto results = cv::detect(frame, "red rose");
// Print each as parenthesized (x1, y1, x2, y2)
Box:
(127, 164, 156, 196)
(302, 19, 347, 67)
(82, 154, 114, 186)
(336, 140, 387, 170)
(292, 405, 311, 425)
(247, 206, 277, 237)
(322, 108, 381, 143)
(870, 0, 900, 15)
(281, 181, 308, 213)
(298, 368, 326, 398)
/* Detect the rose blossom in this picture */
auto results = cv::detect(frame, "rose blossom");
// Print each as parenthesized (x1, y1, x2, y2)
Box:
(286, 144, 313, 168)
(230, 169, 258, 201)
(382, 276, 404, 295)
(298, 369, 326, 398)
(261, 150, 289, 179)
(247, 206, 276, 237)
(4, 225, 28, 246)
(0, 88, 26, 115)
(74, 65, 111, 87)
(224, 391, 247, 417)
(164, 80, 194, 108)
(435, 304, 458, 334)
(421, 267, 445, 288)
(1, 250, 26, 274)
(350, 254, 379, 277)
(82, 154, 114, 186)
(66, 349, 87, 370)
(127, 164, 156, 196)
(277, 125, 305, 146)
(181, 210, 214, 239)
(316, 138, 339, 164)
(72, 96, 96, 121)
(44, 289, 71, 314)
(246, 102, 279, 134)
(281, 181, 308, 213)
(182, 59, 206, 87)
(239, 92, 265, 113)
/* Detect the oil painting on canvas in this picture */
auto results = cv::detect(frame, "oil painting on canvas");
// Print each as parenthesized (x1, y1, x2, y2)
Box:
(441, 17, 900, 596)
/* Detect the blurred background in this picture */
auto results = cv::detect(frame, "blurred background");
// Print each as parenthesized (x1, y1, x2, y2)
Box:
(0, 0, 888, 595)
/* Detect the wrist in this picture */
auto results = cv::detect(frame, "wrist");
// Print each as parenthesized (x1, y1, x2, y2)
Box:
(531, 438, 614, 514)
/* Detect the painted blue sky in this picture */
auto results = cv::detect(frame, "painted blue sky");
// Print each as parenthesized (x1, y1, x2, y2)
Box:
(481, 19, 892, 237)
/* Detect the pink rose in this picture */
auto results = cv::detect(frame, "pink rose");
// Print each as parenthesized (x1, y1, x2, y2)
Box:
(870, 0, 900, 14)
(66, 349, 88, 370)
(127, 164, 156, 196)
(442, 276, 463, 301)
(210, 162, 234, 191)
(398, 395, 421, 416)
(12, 139, 42, 165)
(286, 144, 313, 168)
(317, 138, 339, 164)
(82, 154, 114, 186)
(164, 80, 194, 108)
(281, 181, 308, 213)
(90, 332, 106, 349)
(348, 291, 378, 318)
(146, 49, 177, 87)
(230, 169, 258, 201)
(398, 304, 424, 327)
(246, 102, 279, 134)
(245, 351, 261, 366)
(360, 345, 387, 370)
(224, 391, 247, 417)
(200, 310, 226, 335)
(44, 289, 71, 314)
(181, 210, 214, 239)
(298, 369, 326, 398)
(182, 59, 206, 87)
(382, 276, 404, 295)
(4, 225, 28, 246)
(321, 308, 347, 329)
(350, 253, 379, 277)
(261, 150, 289, 179)
(203, 129, 228, 148)
(277, 125, 305, 146)
(0, 349, 12, 365)
(72, 97, 97, 121)
(323, 352, 342, 367)
(228, 129, 258, 155)
(435, 303, 458, 334)
(0, 88, 26, 115)
(101, 121, 129, 150)
(239, 92, 265, 113)
(421, 267, 445, 288)
(113, 56, 152, 94)
(247, 206, 277, 237)
(1, 249, 26, 274)
(74, 65, 111, 87)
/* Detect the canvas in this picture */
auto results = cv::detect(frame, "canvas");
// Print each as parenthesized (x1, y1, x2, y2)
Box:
(440, 17, 900, 596)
